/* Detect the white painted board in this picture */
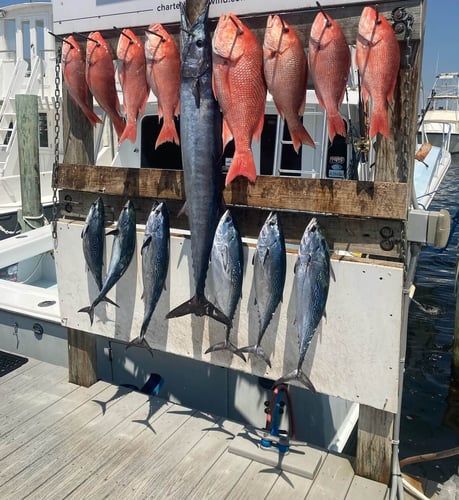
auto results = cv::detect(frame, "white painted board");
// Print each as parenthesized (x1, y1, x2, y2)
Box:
(52, 0, 372, 35)
(55, 220, 403, 413)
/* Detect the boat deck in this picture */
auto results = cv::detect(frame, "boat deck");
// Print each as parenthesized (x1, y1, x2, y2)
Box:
(0, 354, 422, 499)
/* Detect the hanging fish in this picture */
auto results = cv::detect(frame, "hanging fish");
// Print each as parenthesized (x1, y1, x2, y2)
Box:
(263, 14, 315, 152)
(274, 218, 331, 392)
(237, 212, 286, 367)
(166, 0, 228, 326)
(85, 31, 125, 139)
(145, 23, 180, 149)
(206, 210, 246, 361)
(356, 6, 400, 138)
(116, 28, 149, 144)
(81, 197, 105, 292)
(79, 200, 136, 325)
(309, 10, 351, 142)
(212, 13, 267, 186)
(62, 35, 102, 127)
(127, 202, 169, 354)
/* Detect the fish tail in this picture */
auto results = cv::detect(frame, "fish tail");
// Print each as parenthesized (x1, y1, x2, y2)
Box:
(236, 344, 271, 368)
(225, 150, 257, 186)
(112, 115, 126, 139)
(166, 295, 231, 327)
(84, 108, 103, 128)
(118, 120, 137, 144)
(369, 103, 390, 139)
(155, 118, 180, 149)
(126, 336, 155, 357)
(273, 369, 316, 393)
(205, 340, 247, 362)
(78, 305, 95, 326)
(289, 123, 316, 152)
(102, 296, 119, 308)
(326, 113, 347, 143)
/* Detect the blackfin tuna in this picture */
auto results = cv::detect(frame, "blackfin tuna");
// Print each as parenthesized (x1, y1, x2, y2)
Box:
(81, 197, 105, 292)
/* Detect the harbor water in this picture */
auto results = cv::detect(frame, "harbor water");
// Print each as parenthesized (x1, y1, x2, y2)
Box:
(400, 157, 459, 482)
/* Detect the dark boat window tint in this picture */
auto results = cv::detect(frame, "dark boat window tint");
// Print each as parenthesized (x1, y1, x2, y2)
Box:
(140, 115, 182, 169)
(260, 114, 277, 175)
(39, 113, 48, 147)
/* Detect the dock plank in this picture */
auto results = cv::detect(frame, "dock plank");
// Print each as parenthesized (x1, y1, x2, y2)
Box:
(0, 380, 110, 458)
(138, 419, 243, 498)
(266, 467, 316, 499)
(188, 445, 251, 499)
(305, 452, 355, 500)
(66, 403, 197, 498)
(345, 475, 389, 499)
(0, 383, 133, 491)
(226, 460, 282, 499)
(28, 394, 170, 499)
(0, 386, 148, 498)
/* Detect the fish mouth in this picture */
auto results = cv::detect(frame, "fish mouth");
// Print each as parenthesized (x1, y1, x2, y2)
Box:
(266, 14, 276, 28)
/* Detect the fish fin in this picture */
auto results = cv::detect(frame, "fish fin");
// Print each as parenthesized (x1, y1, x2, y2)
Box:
(174, 101, 180, 117)
(253, 110, 264, 143)
(288, 122, 316, 153)
(236, 344, 271, 368)
(225, 150, 257, 186)
(83, 108, 103, 127)
(222, 118, 233, 150)
(177, 201, 188, 217)
(205, 340, 247, 362)
(166, 295, 231, 327)
(330, 263, 336, 282)
(155, 118, 180, 149)
(112, 115, 126, 140)
(141, 235, 152, 254)
(273, 369, 316, 393)
(106, 228, 119, 237)
(326, 113, 347, 143)
(119, 120, 137, 144)
(78, 305, 95, 326)
(126, 336, 155, 357)
(369, 103, 390, 138)
(102, 296, 119, 308)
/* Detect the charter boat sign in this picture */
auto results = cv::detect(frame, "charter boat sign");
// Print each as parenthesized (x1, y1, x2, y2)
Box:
(52, 0, 369, 35)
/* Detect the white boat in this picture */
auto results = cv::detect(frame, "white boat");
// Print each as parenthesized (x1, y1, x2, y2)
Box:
(419, 72, 459, 154)
(0, 2, 58, 227)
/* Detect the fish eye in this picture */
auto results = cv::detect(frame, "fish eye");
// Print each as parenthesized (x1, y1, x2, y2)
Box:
(196, 39, 204, 48)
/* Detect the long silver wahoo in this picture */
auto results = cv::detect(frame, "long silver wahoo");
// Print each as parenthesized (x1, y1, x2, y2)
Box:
(166, 0, 229, 326)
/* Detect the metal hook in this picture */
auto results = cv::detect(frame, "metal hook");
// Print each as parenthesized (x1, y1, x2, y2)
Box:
(229, 15, 243, 36)
(73, 32, 101, 46)
(113, 26, 134, 44)
(316, 2, 332, 27)
(145, 29, 166, 43)
(48, 31, 75, 48)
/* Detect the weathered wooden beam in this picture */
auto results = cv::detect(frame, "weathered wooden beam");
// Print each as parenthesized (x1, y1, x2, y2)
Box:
(15, 94, 43, 231)
(57, 164, 409, 221)
(63, 87, 97, 387)
(67, 328, 97, 387)
(355, 405, 394, 484)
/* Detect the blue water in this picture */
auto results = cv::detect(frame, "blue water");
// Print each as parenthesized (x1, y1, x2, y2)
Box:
(400, 158, 459, 482)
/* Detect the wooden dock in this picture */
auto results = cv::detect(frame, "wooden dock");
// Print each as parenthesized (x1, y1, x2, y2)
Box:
(0, 355, 393, 499)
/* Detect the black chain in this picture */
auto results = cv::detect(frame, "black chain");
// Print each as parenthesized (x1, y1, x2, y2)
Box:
(51, 45, 62, 240)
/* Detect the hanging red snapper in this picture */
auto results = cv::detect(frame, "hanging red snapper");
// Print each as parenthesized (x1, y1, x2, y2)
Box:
(212, 13, 266, 186)
(117, 29, 149, 144)
(85, 31, 125, 139)
(263, 15, 315, 152)
(309, 11, 351, 142)
(62, 36, 102, 127)
(145, 23, 180, 149)
(356, 6, 400, 138)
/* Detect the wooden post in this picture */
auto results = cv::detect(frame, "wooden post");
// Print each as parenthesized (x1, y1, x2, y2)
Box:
(15, 94, 43, 232)
(355, 404, 394, 484)
(62, 83, 97, 386)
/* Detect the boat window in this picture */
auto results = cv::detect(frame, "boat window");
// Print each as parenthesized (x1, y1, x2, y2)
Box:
(259, 114, 277, 175)
(38, 113, 48, 148)
(21, 20, 31, 71)
(4, 19, 16, 62)
(36, 20, 45, 59)
(140, 115, 182, 169)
